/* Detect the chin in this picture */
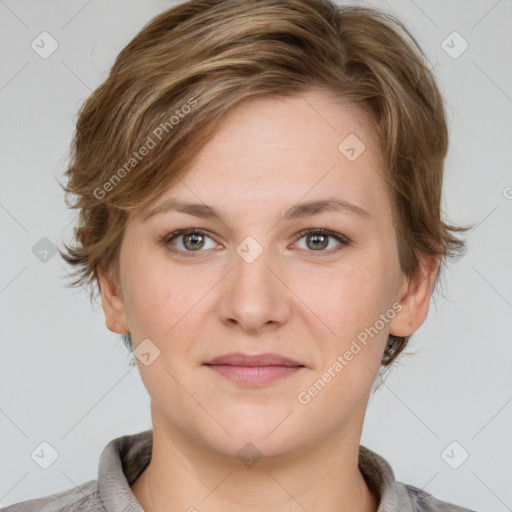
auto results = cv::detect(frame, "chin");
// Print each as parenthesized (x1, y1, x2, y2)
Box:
(198, 414, 304, 461)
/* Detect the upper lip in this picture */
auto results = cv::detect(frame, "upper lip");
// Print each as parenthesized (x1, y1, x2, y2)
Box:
(204, 352, 304, 367)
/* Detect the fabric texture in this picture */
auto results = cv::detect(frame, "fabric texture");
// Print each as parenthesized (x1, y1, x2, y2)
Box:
(2, 429, 477, 512)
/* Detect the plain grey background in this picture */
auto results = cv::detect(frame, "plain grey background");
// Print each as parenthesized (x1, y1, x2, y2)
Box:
(1, 0, 511, 510)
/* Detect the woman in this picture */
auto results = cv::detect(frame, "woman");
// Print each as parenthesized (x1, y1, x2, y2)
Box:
(4, 0, 476, 510)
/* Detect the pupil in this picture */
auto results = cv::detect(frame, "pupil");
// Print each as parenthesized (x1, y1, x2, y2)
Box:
(309, 234, 327, 250)
(185, 233, 203, 250)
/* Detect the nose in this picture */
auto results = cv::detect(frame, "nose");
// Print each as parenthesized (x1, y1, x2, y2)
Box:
(216, 237, 292, 334)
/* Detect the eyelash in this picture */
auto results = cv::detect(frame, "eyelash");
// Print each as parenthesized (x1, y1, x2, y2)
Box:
(160, 228, 350, 257)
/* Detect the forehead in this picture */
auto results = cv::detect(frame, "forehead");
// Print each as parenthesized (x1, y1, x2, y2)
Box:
(195, 89, 380, 169)
(139, 89, 389, 221)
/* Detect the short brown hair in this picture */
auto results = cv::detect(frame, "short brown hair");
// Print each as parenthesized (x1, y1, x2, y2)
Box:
(58, 0, 472, 369)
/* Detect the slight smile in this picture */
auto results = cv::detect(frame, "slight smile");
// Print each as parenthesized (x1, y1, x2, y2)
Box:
(203, 352, 306, 386)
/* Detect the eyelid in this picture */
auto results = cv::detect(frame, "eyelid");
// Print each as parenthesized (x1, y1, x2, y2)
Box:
(161, 228, 217, 252)
(161, 227, 350, 255)
(293, 228, 350, 246)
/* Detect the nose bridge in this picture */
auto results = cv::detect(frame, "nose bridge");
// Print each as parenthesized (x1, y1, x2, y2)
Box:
(217, 232, 290, 331)
(232, 234, 275, 290)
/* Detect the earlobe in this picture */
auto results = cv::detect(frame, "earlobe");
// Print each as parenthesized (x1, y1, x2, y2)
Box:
(98, 266, 130, 334)
(388, 255, 440, 338)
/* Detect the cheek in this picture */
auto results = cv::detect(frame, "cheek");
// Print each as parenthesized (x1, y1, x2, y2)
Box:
(313, 260, 390, 321)
(305, 256, 394, 357)
(123, 257, 217, 354)
(298, 266, 393, 412)
(121, 255, 185, 338)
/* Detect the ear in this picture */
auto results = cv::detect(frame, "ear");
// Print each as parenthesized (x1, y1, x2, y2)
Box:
(388, 254, 440, 337)
(97, 264, 130, 334)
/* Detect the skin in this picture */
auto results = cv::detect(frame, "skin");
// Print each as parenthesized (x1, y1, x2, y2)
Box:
(99, 88, 438, 512)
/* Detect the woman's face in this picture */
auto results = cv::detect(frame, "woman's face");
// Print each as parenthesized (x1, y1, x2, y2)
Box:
(100, 88, 430, 458)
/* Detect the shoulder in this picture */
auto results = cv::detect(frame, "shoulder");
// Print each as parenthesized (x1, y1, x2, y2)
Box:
(402, 482, 478, 512)
(1, 480, 105, 512)
(357, 444, 478, 512)
(2, 429, 151, 512)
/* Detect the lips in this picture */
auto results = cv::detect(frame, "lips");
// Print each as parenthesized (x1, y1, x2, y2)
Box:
(203, 352, 305, 386)
(204, 352, 304, 367)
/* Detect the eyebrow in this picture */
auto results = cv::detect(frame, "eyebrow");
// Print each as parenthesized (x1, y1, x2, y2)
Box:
(142, 197, 372, 222)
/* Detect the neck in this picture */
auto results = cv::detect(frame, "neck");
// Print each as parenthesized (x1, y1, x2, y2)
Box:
(130, 408, 380, 512)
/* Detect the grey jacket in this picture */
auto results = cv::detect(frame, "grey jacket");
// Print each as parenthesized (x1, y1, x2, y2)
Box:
(2, 429, 477, 512)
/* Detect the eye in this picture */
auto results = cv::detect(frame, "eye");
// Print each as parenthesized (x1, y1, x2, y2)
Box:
(160, 227, 350, 257)
(293, 228, 350, 253)
(161, 228, 219, 255)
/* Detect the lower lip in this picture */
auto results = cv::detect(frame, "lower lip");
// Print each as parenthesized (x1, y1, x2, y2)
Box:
(205, 365, 303, 386)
